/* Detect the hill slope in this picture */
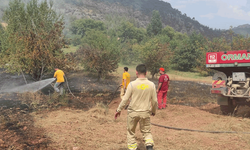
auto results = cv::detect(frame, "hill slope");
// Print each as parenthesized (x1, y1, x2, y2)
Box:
(55, 0, 230, 39)
(0, 0, 232, 39)
(232, 24, 250, 37)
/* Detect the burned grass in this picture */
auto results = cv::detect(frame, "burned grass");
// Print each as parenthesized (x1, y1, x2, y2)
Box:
(0, 90, 119, 150)
(2, 75, 250, 149)
(32, 99, 250, 150)
(32, 105, 117, 149)
(167, 80, 216, 107)
(0, 106, 51, 149)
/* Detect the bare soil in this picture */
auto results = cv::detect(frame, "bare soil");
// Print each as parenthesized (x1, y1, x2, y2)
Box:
(32, 100, 250, 150)
(1, 71, 250, 150)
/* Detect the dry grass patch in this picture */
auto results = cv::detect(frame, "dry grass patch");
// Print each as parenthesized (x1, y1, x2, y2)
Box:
(151, 104, 250, 150)
(32, 98, 250, 150)
(33, 104, 127, 150)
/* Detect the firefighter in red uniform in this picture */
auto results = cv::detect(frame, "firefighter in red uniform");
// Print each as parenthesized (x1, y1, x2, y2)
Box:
(156, 67, 170, 109)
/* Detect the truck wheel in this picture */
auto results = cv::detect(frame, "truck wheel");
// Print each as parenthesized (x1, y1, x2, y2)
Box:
(220, 101, 237, 115)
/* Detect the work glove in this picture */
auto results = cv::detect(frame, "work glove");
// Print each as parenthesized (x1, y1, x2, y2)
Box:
(115, 111, 121, 119)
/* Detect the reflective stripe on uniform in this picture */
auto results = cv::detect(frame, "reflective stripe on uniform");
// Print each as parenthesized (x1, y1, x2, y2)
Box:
(128, 143, 137, 150)
(145, 138, 154, 144)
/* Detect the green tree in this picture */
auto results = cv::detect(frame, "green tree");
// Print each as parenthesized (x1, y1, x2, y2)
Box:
(174, 32, 188, 41)
(147, 10, 162, 36)
(77, 30, 120, 80)
(0, 24, 3, 53)
(134, 38, 172, 78)
(231, 35, 250, 50)
(135, 28, 146, 43)
(1, 0, 67, 80)
(155, 34, 171, 44)
(104, 14, 137, 37)
(172, 32, 205, 71)
(168, 32, 188, 52)
(118, 21, 136, 43)
(70, 19, 105, 38)
(120, 42, 135, 65)
(161, 25, 175, 40)
(117, 21, 146, 43)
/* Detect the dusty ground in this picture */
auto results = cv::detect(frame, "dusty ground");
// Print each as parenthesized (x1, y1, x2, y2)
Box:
(1, 70, 250, 150)
(2, 90, 250, 150)
(31, 99, 250, 150)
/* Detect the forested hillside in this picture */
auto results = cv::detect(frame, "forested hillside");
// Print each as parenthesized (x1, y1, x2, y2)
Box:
(232, 24, 250, 37)
(56, 0, 231, 39)
(1, 0, 250, 80)
(0, 0, 231, 39)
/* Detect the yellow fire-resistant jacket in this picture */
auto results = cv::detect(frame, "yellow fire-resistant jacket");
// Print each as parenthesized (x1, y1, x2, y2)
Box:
(117, 78, 158, 114)
(54, 69, 65, 83)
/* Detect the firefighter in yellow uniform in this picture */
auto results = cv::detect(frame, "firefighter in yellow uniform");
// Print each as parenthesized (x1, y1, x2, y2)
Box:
(53, 68, 65, 95)
(120, 67, 130, 99)
(115, 64, 157, 150)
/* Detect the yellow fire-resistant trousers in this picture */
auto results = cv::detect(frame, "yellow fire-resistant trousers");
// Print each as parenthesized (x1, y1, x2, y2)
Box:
(127, 112, 154, 150)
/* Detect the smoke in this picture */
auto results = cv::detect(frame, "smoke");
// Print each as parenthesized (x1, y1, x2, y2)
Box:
(0, 78, 55, 94)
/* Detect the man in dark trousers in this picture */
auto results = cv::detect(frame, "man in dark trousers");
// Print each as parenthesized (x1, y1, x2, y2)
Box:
(115, 64, 157, 150)
(156, 67, 170, 109)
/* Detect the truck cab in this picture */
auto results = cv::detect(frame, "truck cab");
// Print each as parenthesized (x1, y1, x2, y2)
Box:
(206, 50, 250, 114)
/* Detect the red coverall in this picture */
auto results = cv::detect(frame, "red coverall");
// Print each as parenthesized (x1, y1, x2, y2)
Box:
(157, 74, 170, 109)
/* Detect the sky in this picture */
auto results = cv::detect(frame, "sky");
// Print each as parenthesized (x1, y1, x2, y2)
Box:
(161, 0, 250, 30)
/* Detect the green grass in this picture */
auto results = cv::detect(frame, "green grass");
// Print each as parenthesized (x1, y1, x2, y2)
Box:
(115, 64, 153, 80)
(115, 64, 136, 75)
(62, 45, 79, 54)
(115, 64, 212, 83)
(168, 70, 207, 79)
(167, 69, 212, 83)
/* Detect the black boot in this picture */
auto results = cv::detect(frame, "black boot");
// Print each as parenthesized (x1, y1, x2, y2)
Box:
(146, 145, 153, 150)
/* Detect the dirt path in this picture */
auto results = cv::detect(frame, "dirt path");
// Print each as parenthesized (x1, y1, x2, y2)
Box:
(31, 98, 250, 150)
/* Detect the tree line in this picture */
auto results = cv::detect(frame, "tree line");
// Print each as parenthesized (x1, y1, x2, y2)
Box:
(1, 0, 250, 81)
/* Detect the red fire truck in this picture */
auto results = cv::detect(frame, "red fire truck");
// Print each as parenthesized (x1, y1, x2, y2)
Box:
(206, 50, 250, 114)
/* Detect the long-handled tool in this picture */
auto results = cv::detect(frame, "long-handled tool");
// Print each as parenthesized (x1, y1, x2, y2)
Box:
(107, 85, 121, 105)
